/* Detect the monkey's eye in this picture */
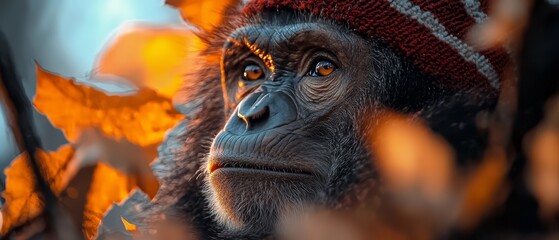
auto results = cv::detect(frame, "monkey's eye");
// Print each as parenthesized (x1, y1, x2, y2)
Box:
(309, 60, 336, 77)
(242, 64, 264, 81)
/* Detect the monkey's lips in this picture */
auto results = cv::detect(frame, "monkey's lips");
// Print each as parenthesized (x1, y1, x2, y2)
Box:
(207, 157, 313, 178)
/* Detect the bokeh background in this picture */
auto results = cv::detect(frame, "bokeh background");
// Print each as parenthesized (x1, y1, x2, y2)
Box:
(0, 0, 186, 187)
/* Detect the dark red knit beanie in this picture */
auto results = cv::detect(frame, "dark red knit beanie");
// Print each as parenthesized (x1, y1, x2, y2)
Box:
(243, 0, 510, 92)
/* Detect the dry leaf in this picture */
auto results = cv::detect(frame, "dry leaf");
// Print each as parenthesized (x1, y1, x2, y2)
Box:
(1, 145, 74, 235)
(24, 65, 178, 238)
(0, 144, 155, 238)
(71, 129, 159, 199)
(65, 128, 160, 238)
(528, 129, 559, 220)
(166, 0, 238, 31)
(466, 0, 532, 50)
(279, 209, 370, 240)
(33, 65, 183, 147)
(365, 112, 457, 238)
(96, 190, 150, 238)
(95, 24, 199, 98)
(456, 147, 508, 230)
(121, 217, 138, 233)
(145, 213, 199, 240)
(82, 163, 136, 239)
(368, 112, 456, 204)
(525, 96, 559, 221)
(367, 111, 509, 234)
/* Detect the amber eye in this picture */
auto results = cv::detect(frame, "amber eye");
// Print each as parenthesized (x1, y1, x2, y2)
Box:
(309, 60, 336, 77)
(242, 64, 264, 81)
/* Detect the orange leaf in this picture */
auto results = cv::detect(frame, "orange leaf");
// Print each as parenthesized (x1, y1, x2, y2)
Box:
(1, 143, 157, 238)
(121, 216, 138, 233)
(457, 147, 508, 230)
(1, 145, 75, 235)
(368, 112, 456, 202)
(527, 129, 559, 220)
(33, 66, 183, 147)
(166, 0, 238, 31)
(82, 163, 137, 239)
(72, 129, 159, 199)
(95, 25, 199, 98)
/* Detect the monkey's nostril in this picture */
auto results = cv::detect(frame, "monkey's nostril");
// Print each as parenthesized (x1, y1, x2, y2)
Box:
(237, 93, 271, 127)
(248, 106, 269, 121)
(238, 105, 269, 128)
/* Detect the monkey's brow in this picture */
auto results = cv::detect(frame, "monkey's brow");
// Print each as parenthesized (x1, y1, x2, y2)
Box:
(243, 38, 275, 72)
(225, 36, 276, 72)
(225, 22, 349, 71)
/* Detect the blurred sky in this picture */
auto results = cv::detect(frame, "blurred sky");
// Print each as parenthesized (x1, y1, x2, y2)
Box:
(0, 0, 186, 186)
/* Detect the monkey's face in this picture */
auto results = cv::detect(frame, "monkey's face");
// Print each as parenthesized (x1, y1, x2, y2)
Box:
(204, 16, 376, 234)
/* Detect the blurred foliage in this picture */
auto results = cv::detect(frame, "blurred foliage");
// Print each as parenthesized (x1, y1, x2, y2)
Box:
(165, 0, 238, 31)
(34, 66, 183, 147)
(1, 145, 74, 235)
(94, 24, 199, 99)
(3, 50, 185, 237)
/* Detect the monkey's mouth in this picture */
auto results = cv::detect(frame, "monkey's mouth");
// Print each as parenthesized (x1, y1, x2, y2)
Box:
(208, 159, 313, 177)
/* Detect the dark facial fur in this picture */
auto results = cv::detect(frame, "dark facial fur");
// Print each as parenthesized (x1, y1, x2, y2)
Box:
(205, 12, 384, 234)
(144, 9, 497, 239)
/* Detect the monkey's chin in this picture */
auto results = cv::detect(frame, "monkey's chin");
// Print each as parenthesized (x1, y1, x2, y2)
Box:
(205, 167, 320, 235)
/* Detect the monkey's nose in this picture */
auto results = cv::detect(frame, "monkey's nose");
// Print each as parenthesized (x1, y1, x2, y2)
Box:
(237, 93, 270, 126)
(225, 92, 297, 134)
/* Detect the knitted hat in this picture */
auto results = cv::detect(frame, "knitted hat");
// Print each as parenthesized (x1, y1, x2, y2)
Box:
(243, 0, 509, 92)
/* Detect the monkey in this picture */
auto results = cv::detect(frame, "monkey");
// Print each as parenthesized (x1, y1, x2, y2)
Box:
(142, 0, 510, 239)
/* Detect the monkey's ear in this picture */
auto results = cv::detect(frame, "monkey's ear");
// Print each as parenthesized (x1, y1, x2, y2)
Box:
(165, 0, 244, 32)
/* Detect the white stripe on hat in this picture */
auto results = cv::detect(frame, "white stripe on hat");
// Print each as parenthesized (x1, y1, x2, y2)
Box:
(388, 0, 500, 89)
(462, 0, 488, 23)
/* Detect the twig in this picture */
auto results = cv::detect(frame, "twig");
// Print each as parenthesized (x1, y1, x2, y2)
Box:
(0, 30, 58, 238)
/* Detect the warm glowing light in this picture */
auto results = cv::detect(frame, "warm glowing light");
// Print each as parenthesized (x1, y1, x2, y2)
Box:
(34, 65, 183, 147)
(166, 0, 237, 31)
(121, 217, 139, 233)
(1, 146, 75, 234)
(208, 161, 220, 174)
(368, 112, 455, 201)
(95, 25, 199, 98)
